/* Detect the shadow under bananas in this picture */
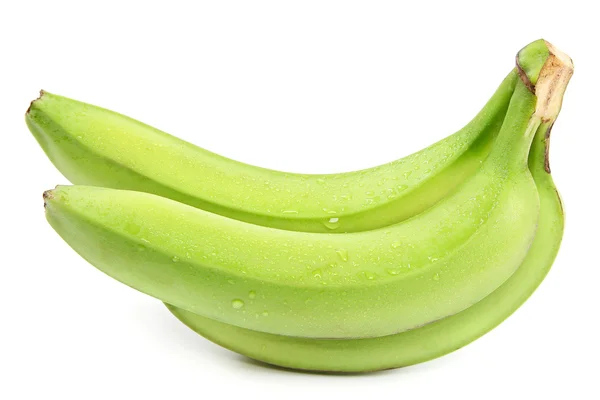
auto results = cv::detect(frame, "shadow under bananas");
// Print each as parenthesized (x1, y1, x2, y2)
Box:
(142, 304, 465, 376)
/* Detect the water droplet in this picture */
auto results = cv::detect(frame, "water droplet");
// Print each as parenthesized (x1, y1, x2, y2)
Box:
(262, 311, 269, 316)
(360, 271, 375, 280)
(323, 217, 340, 230)
(249, 291, 256, 299)
(316, 178, 326, 184)
(433, 273, 440, 281)
(232, 299, 245, 309)
(227, 279, 235, 285)
(282, 210, 298, 215)
(403, 171, 413, 179)
(365, 191, 375, 196)
(391, 241, 401, 249)
(428, 256, 439, 263)
(397, 185, 408, 192)
(172, 255, 180, 263)
(336, 249, 348, 262)
(377, 180, 384, 186)
(312, 269, 323, 279)
(386, 268, 401, 275)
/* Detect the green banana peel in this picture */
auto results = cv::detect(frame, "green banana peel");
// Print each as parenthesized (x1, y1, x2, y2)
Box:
(517, 38, 550, 87)
(27, 72, 517, 233)
(36, 39, 573, 371)
(163, 41, 573, 370)
(165, 119, 564, 372)
(42, 80, 541, 339)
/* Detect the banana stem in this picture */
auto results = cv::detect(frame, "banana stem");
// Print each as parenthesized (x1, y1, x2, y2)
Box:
(517, 40, 574, 124)
(488, 40, 574, 170)
(525, 118, 542, 140)
(529, 121, 555, 174)
(519, 40, 573, 175)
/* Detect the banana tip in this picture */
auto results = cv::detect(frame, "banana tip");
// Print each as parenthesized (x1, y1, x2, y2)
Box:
(26, 90, 46, 115)
(43, 189, 54, 208)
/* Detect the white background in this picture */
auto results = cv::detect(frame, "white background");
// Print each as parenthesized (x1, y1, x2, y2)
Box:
(1, 1, 598, 399)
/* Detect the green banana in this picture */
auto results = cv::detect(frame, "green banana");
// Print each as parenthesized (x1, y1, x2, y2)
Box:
(36, 40, 571, 374)
(43, 73, 550, 339)
(163, 40, 572, 369)
(165, 118, 564, 372)
(27, 71, 517, 233)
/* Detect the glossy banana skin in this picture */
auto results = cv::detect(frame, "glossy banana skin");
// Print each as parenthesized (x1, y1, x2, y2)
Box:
(28, 72, 517, 233)
(36, 40, 571, 371)
(43, 81, 540, 339)
(165, 121, 563, 372)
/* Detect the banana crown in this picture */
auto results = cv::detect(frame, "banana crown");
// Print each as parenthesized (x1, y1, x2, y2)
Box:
(518, 39, 574, 122)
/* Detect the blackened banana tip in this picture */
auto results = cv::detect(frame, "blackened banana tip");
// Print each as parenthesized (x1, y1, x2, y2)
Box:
(26, 90, 46, 115)
(42, 189, 54, 208)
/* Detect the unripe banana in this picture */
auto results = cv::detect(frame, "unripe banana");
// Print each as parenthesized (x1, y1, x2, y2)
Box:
(27, 71, 517, 233)
(43, 77, 548, 339)
(166, 118, 565, 372)
(164, 40, 571, 371)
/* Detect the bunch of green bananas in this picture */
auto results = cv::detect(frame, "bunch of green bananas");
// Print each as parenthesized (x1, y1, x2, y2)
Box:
(27, 39, 573, 373)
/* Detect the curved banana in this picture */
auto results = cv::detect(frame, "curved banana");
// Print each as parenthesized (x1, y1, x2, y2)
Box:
(165, 117, 565, 372)
(43, 73, 552, 338)
(27, 71, 517, 233)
